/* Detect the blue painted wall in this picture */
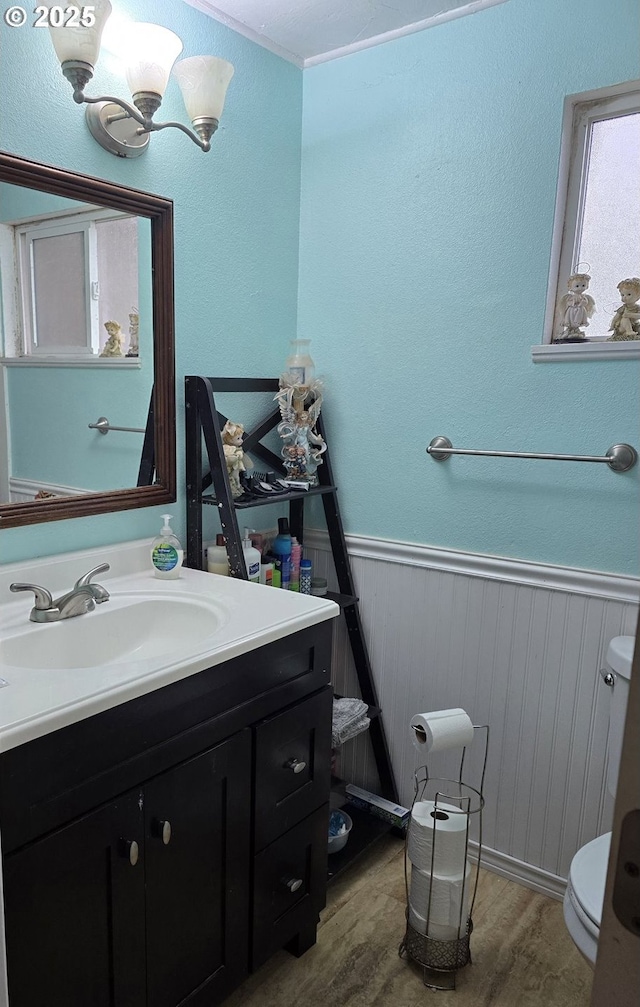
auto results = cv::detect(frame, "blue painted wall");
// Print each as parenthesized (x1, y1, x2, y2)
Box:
(1, 0, 638, 575)
(0, 0, 302, 562)
(298, 0, 640, 574)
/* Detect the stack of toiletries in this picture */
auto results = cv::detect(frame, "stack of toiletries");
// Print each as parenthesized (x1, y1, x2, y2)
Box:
(205, 522, 316, 591)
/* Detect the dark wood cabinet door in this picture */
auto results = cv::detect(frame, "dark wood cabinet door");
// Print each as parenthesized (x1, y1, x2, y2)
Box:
(143, 729, 252, 1007)
(3, 790, 146, 1007)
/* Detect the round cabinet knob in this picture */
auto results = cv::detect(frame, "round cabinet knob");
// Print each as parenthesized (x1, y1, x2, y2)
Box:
(284, 757, 307, 774)
(121, 839, 139, 866)
(152, 818, 172, 845)
(282, 877, 303, 893)
(600, 668, 616, 687)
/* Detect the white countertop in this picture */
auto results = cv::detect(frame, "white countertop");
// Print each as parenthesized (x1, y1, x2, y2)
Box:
(0, 541, 339, 753)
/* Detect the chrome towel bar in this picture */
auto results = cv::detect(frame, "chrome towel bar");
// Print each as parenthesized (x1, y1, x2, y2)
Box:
(427, 436, 637, 473)
(88, 416, 145, 435)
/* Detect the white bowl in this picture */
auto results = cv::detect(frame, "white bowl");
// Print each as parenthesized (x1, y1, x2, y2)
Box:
(328, 809, 353, 854)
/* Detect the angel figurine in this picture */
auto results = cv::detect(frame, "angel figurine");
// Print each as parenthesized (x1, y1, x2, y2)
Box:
(100, 320, 125, 357)
(608, 278, 640, 341)
(275, 374, 326, 484)
(222, 420, 252, 498)
(555, 273, 596, 342)
(126, 309, 139, 357)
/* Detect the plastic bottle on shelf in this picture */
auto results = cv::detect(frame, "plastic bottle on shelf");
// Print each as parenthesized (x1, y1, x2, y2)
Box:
(242, 528, 261, 583)
(290, 537, 302, 592)
(300, 558, 312, 595)
(207, 534, 229, 576)
(272, 518, 292, 590)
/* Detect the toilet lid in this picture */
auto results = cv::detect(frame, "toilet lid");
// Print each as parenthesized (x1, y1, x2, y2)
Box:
(569, 833, 611, 927)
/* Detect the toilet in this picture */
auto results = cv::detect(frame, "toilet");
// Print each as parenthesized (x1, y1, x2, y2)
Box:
(563, 635, 635, 966)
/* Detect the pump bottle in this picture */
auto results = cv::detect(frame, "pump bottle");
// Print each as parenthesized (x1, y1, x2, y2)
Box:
(151, 514, 183, 579)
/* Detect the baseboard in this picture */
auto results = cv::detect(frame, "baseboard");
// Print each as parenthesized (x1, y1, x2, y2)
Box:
(9, 476, 87, 502)
(468, 841, 566, 901)
(303, 529, 639, 604)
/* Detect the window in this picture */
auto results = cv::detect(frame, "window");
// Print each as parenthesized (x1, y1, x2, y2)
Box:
(536, 81, 640, 361)
(1, 207, 139, 363)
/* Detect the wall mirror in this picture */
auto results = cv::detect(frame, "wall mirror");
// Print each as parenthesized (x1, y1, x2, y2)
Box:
(0, 151, 175, 529)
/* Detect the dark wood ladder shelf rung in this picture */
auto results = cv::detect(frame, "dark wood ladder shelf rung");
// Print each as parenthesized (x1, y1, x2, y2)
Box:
(202, 484, 337, 509)
(325, 591, 358, 608)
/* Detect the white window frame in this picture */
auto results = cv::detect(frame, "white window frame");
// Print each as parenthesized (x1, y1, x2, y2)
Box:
(533, 80, 640, 363)
(1, 206, 140, 367)
(17, 215, 99, 356)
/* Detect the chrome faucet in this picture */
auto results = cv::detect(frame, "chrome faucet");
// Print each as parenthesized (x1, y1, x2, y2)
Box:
(10, 564, 111, 624)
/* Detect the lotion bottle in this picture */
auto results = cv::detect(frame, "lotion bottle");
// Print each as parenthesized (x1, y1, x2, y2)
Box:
(207, 534, 229, 576)
(242, 528, 261, 583)
(151, 514, 183, 579)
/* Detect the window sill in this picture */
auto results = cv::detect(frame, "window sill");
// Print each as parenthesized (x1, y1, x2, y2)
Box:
(531, 341, 640, 363)
(0, 356, 141, 369)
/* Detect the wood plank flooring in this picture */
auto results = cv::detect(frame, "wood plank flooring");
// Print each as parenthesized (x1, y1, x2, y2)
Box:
(226, 836, 593, 1007)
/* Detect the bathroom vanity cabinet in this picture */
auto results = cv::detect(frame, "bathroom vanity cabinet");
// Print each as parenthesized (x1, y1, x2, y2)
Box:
(0, 621, 333, 1007)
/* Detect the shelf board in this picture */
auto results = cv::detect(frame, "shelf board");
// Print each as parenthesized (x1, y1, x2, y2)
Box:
(325, 591, 358, 608)
(202, 484, 337, 509)
(327, 801, 397, 883)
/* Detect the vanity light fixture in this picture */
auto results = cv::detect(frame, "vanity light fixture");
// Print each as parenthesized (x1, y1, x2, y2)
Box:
(46, 0, 234, 158)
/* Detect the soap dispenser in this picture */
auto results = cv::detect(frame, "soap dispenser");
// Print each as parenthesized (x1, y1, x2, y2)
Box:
(151, 514, 184, 579)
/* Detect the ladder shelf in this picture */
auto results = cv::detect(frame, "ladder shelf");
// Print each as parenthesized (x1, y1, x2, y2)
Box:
(184, 375, 399, 877)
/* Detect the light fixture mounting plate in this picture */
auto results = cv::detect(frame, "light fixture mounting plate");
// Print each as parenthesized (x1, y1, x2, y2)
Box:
(85, 102, 150, 158)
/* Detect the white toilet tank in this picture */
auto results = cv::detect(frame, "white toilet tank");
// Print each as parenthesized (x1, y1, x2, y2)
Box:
(604, 636, 635, 797)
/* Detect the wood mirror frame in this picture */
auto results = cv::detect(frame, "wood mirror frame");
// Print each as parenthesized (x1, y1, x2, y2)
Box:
(0, 151, 176, 530)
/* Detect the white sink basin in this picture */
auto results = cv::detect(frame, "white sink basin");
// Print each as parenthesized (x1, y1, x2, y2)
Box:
(0, 593, 225, 671)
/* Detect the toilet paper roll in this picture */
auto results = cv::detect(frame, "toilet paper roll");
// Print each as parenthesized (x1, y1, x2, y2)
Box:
(410, 708, 474, 754)
(407, 907, 461, 942)
(407, 800, 468, 876)
(409, 861, 471, 931)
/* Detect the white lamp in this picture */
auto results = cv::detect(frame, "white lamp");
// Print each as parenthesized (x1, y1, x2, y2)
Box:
(173, 56, 235, 147)
(46, 3, 234, 157)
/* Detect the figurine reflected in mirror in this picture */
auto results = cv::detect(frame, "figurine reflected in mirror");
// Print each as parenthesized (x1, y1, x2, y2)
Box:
(100, 320, 125, 357)
(608, 278, 640, 341)
(555, 273, 596, 342)
(126, 309, 140, 357)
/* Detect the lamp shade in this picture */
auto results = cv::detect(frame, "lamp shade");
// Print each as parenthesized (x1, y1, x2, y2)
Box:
(122, 23, 183, 98)
(173, 56, 234, 122)
(48, 0, 112, 67)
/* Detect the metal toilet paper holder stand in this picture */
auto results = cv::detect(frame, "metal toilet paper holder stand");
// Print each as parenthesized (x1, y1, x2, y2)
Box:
(399, 724, 489, 991)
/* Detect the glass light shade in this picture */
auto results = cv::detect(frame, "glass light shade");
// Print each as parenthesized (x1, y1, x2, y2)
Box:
(173, 56, 234, 122)
(122, 23, 183, 98)
(48, 0, 112, 67)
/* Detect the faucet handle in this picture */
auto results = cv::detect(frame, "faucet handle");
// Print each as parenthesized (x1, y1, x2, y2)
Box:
(74, 563, 110, 603)
(10, 583, 54, 610)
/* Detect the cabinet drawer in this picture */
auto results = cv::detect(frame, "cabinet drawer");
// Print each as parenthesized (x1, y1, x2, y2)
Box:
(252, 804, 329, 969)
(254, 687, 332, 850)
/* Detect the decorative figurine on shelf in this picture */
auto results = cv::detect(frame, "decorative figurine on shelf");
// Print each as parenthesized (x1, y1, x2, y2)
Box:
(126, 308, 140, 357)
(222, 420, 252, 498)
(100, 320, 125, 357)
(555, 273, 596, 342)
(275, 339, 327, 485)
(608, 278, 640, 341)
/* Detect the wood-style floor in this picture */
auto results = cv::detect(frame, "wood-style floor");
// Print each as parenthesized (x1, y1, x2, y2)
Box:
(226, 836, 593, 1007)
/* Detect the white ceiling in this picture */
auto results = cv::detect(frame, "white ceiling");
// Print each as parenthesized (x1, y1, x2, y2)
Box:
(181, 0, 509, 68)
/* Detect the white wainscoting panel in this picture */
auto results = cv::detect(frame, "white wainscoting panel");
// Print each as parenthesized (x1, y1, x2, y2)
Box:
(305, 531, 639, 891)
